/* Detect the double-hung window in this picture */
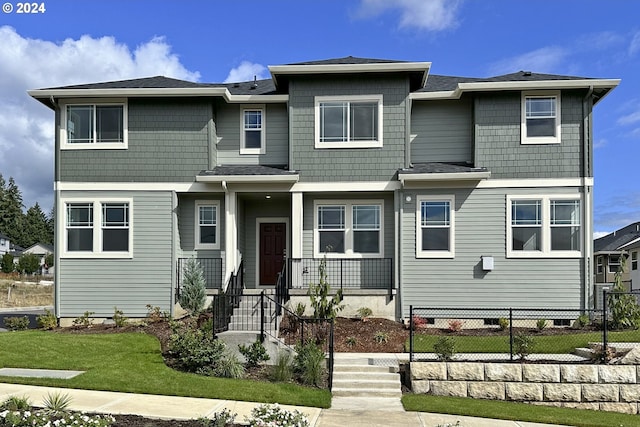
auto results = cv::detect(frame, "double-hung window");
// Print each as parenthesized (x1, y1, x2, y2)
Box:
(315, 201, 383, 257)
(521, 91, 561, 144)
(240, 105, 265, 154)
(62, 100, 127, 149)
(416, 196, 455, 258)
(597, 256, 603, 274)
(507, 195, 581, 257)
(63, 199, 132, 258)
(315, 95, 383, 148)
(195, 201, 220, 249)
(609, 255, 621, 274)
(632, 251, 638, 271)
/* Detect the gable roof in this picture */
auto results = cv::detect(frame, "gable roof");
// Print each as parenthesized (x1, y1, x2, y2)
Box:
(594, 222, 640, 253)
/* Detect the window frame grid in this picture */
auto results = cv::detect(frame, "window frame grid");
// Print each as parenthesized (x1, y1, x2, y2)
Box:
(194, 200, 220, 250)
(240, 105, 266, 155)
(314, 95, 383, 149)
(416, 196, 455, 259)
(521, 91, 561, 145)
(61, 99, 128, 150)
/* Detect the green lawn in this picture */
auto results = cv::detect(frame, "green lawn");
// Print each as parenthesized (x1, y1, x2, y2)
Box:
(407, 329, 640, 354)
(0, 331, 330, 408)
(403, 394, 640, 427)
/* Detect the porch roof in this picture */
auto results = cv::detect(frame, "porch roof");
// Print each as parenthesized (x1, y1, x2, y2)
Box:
(398, 162, 491, 184)
(196, 165, 299, 183)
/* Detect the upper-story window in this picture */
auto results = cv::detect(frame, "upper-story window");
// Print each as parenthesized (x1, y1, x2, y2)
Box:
(521, 91, 561, 145)
(609, 254, 621, 274)
(416, 196, 455, 258)
(315, 95, 383, 148)
(632, 251, 638, 271)
(194, 200, 220, 250)
(507, 195, 581, 258)
(61, 100, 128, 150)
(240, 105, 265, 154)
(597, 256, 603, 274)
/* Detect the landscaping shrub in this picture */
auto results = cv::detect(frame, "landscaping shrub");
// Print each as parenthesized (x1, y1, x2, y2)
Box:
(0, 395, 114, 427)
(214, 353, 245, 379)
(3, 316, 29, 331)
(112, 306, 127, 328)
(36, 309, 57, 330)
(72, 311, 94, 328)
(447, 319, 464, 332)
(239, 339, 270, 368)
(1, 253, 14, 273)
(145, 304, 168, 323)
(411, 315, 427, 329)
(536, 318, 548, 331)
(356, 307, 372, 321)
(433, 336, 456, 361)
(246, 403, 309, 427)
(41, 392, 71, 416)
(168, 322, 228, 376)
(200, 409, 237, 427)
(374, 331, 389, 344)
(345, 336, 357, 348)
(17, 253, 39, 275)
(608, 255, 640, 330)
(498, 317, 509, 331)
(294, 340, 326, 387)
(576, 314, 590, 329)
(270, 351, 294, 382)
(179, 257, 207, 315)
(308, 255, 343, 319)
(513, 332, 535, 360)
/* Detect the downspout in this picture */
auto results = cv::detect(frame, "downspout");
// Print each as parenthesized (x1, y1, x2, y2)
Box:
(583, 86, 594, 309)
(51, 96, 61, 320)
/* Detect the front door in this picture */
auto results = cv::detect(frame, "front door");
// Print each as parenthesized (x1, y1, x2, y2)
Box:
(259, 222, 286, 286)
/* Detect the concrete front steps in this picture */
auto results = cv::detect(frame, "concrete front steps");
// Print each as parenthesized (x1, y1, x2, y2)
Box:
(331, 354, 404, 411)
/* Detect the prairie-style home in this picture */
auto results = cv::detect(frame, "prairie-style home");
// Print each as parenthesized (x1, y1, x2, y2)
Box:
(29, 57, 619, 323)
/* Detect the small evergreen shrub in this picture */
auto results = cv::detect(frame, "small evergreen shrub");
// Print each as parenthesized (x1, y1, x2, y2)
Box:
(308, 256, 343, 319)
(238, 339, 270, 368)
(36, 309, 57, 330)
(3, 316, 29, 331)
(433, 336, 456, 361)
(498, 317, 509, 331)
(1, 253, 14, 273)
(179, 257, 207, 315)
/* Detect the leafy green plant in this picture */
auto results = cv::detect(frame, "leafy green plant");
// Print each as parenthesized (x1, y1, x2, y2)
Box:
(356, 306, 373, 321)
(576, 313, 590, 329)
(0, 395, 30, 411)
(41, 392, 72, 416)
(239, 339, 270, 368)
(246, 403, 309, 427)
(308, 255, 343, 319)
(536, 318, 548, 331)
(345, 336, 357, 348)
(513, 332, 535, 360)
(72, 311, 94, 328)
(200, 409, 237, 427)
(447, 319, 464, 332)
(433, 336, 456, 361)
(3, 316, 29, 331)
(608, 255, 640, 330)
(214, 354, 245, 379)
(168, 322, 229, 375)
(145, 304, 168, 323)
(112, 306, 127, 327)
(1, 253, 14, 273)
(374, 331, 389, 344)
(498, 317, 509, 331)
(270, 351, 294, 382)
(36, 309, 57, 330)
(179, 257, 207, 315)
(294, 302, 306, 317)
(294, 340, 326, 387)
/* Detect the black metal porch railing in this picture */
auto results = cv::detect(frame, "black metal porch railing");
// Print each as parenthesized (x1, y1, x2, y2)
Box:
(287, 258, 393, 292)
(212, 260, 244, 334)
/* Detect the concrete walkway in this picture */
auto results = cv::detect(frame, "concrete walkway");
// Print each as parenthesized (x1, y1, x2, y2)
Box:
(0, 382, 573, 427)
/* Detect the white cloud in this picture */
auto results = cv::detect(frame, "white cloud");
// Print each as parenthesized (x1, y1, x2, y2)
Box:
(629, 31, 640, 56)
(356, 0, 461, 32)
(593, 138, 608, 149)
(618, 110, 640, 126)
(0, 26, 200, 212)
(223, 61, 268, 83)
(488, 46, 567, 76)
(593, 231, 611, 239)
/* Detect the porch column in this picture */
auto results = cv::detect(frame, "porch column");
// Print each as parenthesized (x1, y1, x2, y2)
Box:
(291, 192, 303, 258)
(224, 189, 237, 288)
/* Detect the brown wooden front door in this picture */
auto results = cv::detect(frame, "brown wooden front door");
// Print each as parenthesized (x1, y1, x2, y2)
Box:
(259, 222, 286, 286)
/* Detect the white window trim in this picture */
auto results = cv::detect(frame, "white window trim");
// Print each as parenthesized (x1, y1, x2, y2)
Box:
(61, 197, 133, 259)
(314, 95, 383, 149)
(240, 104, 266, 155)
(416, 195, 455, 259)
(194, 200, 220, 250)
(60, 99, 128, 150)
(521, 91, 561, 145)
(608, 255, 621, 274)
(632, 251, 638, 271)
(597, 256, 603, 274)
(313, 199, 384, 259)
(506, 194, 582, 258)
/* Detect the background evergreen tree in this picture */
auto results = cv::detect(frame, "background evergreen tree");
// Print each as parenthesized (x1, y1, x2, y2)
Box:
(179, 258, 207, 314)
(23, 203, 50, 247)
(0, 175, 25, 246)
(17, 253, 40, 275)
(1, 253, 14, 273)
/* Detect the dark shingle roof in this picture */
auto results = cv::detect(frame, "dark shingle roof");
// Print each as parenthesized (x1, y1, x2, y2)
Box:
(43, 76, 207, 90)
(199, 165, 298, 176)
(399, 162, 488, 174)
(594, 222, 640, 252)
(287, 56, 410, 66)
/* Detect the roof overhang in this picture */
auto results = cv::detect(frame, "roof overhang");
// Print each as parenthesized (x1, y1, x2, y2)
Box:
(269, 62, 431, 91)
(28, 87, 288, 109)
(619, 237, 640, 250)
(594, 250, 627, 256)
(399, 170, 491, 185)
(411, 79, 621, 105)
(195, 174, 299, 184)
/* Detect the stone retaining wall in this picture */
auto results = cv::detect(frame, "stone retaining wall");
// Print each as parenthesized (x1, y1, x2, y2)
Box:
(410, 362, 640, 414)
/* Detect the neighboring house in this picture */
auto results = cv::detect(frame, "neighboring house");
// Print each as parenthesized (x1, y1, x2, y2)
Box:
(21, 243, 55, 275)
(0, 232, 10, 255)
(594, 222, 640, 293)
(28, 56, 619, 323)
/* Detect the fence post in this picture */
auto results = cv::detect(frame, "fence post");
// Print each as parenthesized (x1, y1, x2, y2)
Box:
(603, 289, 608, 363)
(260, 291, 265, 343)
(509, 308, 513, 361)
(409, 305, 414, 362)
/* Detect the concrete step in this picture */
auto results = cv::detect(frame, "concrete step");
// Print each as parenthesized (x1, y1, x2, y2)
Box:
(332, 364, 395, 373)
(332, 379, 400, 390)
(332, 371, 399, 381)
(331, 387, 402, 398)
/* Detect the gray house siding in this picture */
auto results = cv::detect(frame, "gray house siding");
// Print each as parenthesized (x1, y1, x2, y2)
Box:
(474, 91, 585, 179)
(400, 186, 585, 318)
(60, 99, 212, 182)
(58, 191, 173, 317)
(411, 99, 472, 164)
(215, 102, 289, 166)
(289, 76, 408, 182)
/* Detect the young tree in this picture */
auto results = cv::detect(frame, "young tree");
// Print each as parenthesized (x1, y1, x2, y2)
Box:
(179, 258, 207, 314)
(17, 253, 40, 275)
(1, 253, 14, 273)
(0, 176, 25, 246)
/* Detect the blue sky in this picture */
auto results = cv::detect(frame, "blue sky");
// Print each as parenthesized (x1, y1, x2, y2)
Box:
(0, 0, 638, 235)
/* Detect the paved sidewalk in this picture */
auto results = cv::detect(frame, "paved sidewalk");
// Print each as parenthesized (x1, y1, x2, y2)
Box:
(0, 383, 573, 427)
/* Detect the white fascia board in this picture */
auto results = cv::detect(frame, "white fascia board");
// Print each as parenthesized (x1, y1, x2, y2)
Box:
(619, 237, 640, 250)
(410, 79, 620, 101)
(195, 175, 299, 184)
(290, 181, 401, 192)
(269, 62, 431, 86)
(399, 171, 491, 184)
(28, 87, 288, 104)
(56, 181, 223, 192)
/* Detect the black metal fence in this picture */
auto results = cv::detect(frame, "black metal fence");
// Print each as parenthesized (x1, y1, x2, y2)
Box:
(176, 258, 223, 298)
(409, 292, 640, 363)
(287, 257, 393, 291)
